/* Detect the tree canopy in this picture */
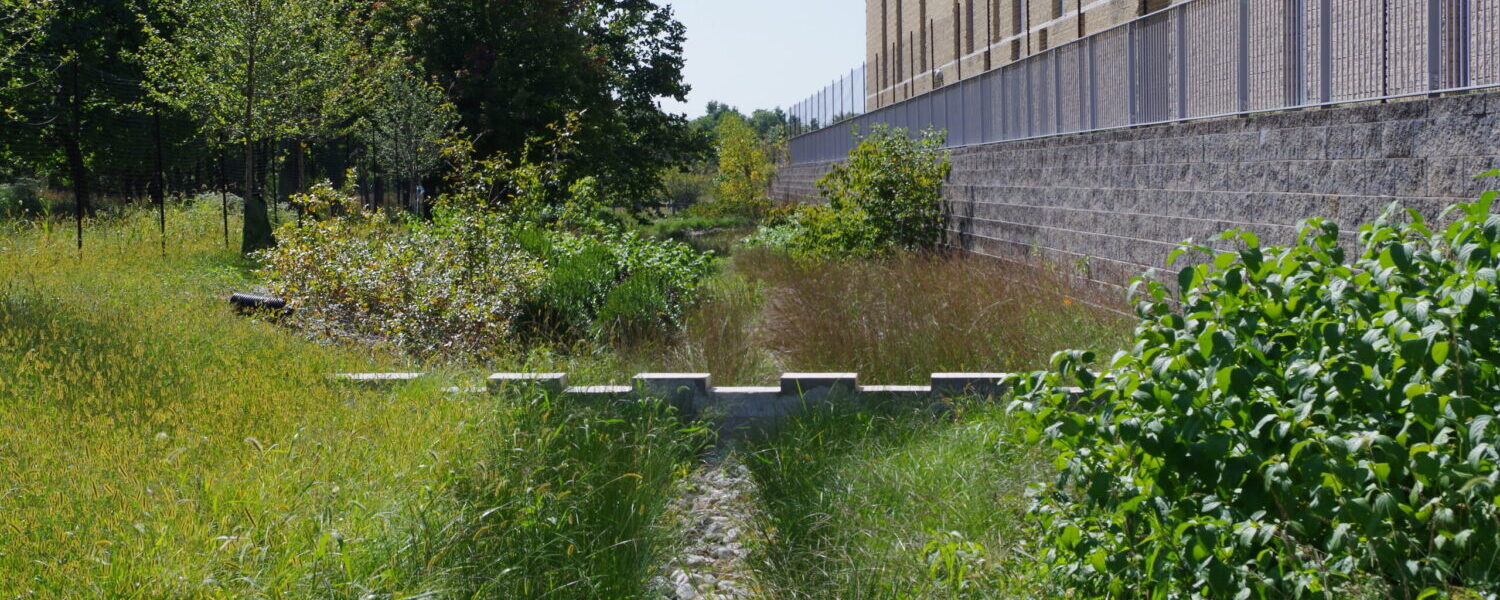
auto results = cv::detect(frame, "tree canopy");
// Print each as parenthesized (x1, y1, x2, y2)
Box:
(410, 0, 703, 210)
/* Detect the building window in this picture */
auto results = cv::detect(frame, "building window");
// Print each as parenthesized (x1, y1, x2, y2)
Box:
(1039, 27, 1048, 51)
(992, 0, 1001, 42)
(966, 0, 975, 55)
(952, 2, 961, 61)
(1054, 0, 1064, 19)
(920, 0, 928, 71)
(1011, 0, 1023, 35)
(895, 0, 903, 83)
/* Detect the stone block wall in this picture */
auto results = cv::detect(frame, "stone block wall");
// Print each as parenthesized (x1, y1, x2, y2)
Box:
(772, 91, 1500, 304)
(770, 162, 833, 205)
(336, 371, 1029, 435)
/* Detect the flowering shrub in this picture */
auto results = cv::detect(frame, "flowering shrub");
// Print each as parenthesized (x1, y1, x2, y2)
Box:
(259, 214, 544, 358)
(1010, 194, 1500, 598)
(260, 114, 713, 356)
(261, 207, 710, 356)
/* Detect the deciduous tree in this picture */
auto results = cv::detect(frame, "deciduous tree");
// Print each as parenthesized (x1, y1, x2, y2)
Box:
(411, 0, 703, 212)
(711, 113, 771, 217)
(358, 64, 457, 214)
(140, 0, 368, 253)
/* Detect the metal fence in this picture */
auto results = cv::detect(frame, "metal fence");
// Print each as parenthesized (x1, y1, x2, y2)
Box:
(791, 0, 1500, 164)
(788, 64, 868, 134)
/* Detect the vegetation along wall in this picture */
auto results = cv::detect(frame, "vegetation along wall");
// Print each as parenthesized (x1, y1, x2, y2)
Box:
(774, 90, 1500, 302)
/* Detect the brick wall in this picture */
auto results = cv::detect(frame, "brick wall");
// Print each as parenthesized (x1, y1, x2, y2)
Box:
(773, 91, 1500, 303)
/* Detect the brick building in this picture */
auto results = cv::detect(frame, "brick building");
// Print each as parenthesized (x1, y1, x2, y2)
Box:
(867, 0, 1188, 108)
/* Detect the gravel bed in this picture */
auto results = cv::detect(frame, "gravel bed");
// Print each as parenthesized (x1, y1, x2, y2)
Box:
(653, 451, 765, 600)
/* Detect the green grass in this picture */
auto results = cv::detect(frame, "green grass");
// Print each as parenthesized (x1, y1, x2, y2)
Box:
(741, 400, 1054, 599)
(0, 202, 700, 598)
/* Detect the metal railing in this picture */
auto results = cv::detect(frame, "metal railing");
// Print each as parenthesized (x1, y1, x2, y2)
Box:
(791, 0, 1499, 164)
(788, 63, 868, 135)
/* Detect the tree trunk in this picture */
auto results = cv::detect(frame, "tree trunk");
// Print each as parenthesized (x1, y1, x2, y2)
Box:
(219, 136, 230, 247)
(153, 108, 166, 253)
(294, 138, 303, 225)
(241, 36, 274, 254)
(62, 60, 93, 251)
(373, 171, 385, 212)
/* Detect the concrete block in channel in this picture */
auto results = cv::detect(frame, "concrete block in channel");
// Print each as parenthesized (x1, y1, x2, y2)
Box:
(779, 373, 858, 397)
(634, 373, 712, 415)
(930, 373, 1011, 397)
(487, 372, 567, 395)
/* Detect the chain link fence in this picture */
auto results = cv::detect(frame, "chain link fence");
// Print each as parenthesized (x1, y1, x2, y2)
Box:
(791, 0, 1498, 164)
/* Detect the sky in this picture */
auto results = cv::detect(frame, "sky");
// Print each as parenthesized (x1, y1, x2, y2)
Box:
(660, 0, 866, 119)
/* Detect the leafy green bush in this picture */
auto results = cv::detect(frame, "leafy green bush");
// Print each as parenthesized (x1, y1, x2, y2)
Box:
(262, 209, 711, 356)
(517, 226, 711, 343)
(707, 112, 774, 218)
(262, 114, 713, 356)
(745, 125, 950, 261)
(1010, 196, 1500, 598)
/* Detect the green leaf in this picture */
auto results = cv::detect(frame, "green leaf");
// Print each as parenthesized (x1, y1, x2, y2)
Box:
(1431, 341, 1450, 364)
(1214, 252, 1237, 270)
(1179, 266, 1199, 295)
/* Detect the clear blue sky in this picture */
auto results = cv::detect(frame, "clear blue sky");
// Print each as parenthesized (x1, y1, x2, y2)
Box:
(660, 0, 866, 118)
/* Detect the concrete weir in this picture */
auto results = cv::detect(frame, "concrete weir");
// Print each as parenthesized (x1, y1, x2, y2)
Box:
(331, 371, 1043, 432)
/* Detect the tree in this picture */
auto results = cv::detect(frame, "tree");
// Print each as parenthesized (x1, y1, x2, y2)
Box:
(0, 0, 52, 74)
(358, 64, 457, 214)
(711, 113, 771, 217)
(747, 108, 788, 141)
(411, 0, 703, 212)
(140, 0, 366, 253)
(0, 0, 154, 222)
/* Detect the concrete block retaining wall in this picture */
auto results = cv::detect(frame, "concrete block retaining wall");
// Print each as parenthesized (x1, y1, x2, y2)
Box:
(335, 371, 1033, 433)
(771, 91, 1500, 302)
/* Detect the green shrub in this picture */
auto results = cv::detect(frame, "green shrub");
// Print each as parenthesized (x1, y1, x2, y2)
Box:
(746, 125, 949, 261)
(515, 226, 710, 342)
(709, 113, 773, 218)
(1010, 195, 1500, 598)
(595, 271, 673, 342)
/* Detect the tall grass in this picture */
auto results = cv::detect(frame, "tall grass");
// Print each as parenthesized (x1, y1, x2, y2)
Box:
(708, 248, 1130, 384)
(0, 202, 698, 598)
(664, 271, 780, 385)
(742, 400, 1054, 599)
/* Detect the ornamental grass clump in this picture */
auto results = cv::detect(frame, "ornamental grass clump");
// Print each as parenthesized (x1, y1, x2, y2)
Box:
(1010, 193, 1500, 598)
